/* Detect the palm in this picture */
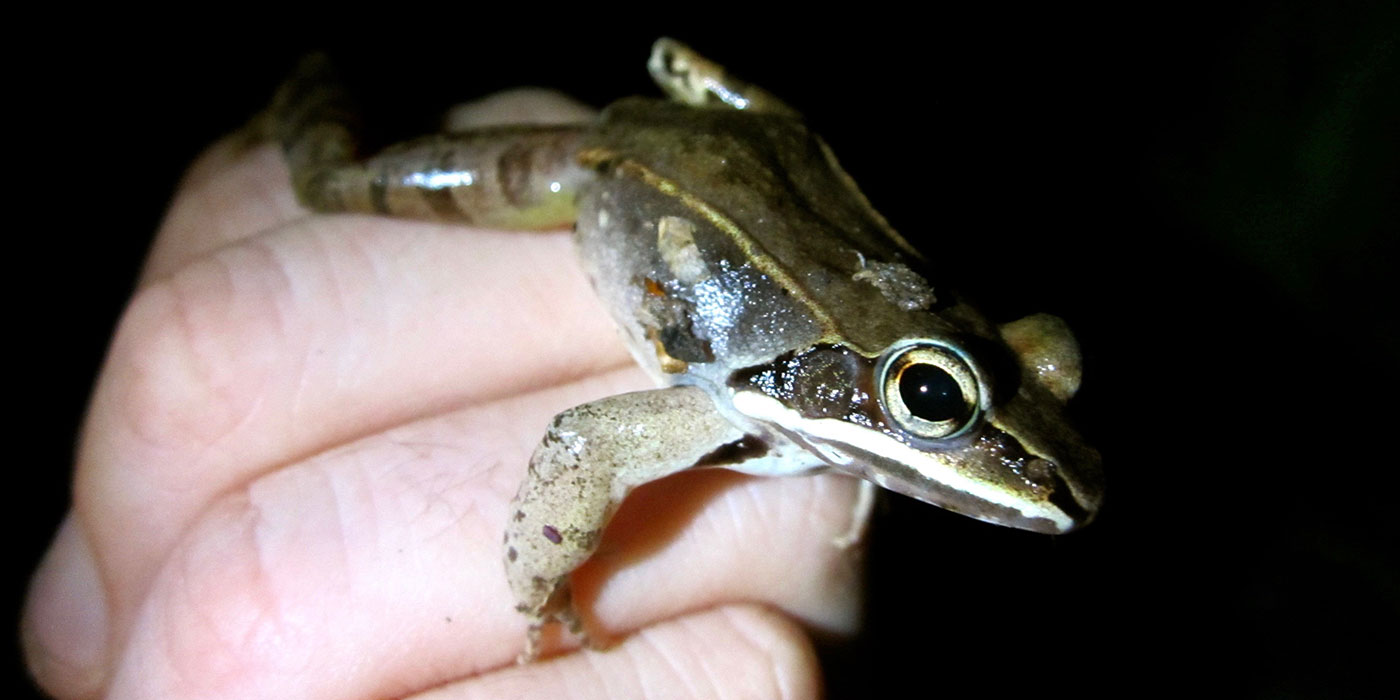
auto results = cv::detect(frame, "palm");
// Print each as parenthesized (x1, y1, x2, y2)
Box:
(24, 95, 859, 699)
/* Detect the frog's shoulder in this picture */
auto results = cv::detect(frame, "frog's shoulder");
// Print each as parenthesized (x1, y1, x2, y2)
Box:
(579, 98, 948, 355)
(583, 97, 800, 154)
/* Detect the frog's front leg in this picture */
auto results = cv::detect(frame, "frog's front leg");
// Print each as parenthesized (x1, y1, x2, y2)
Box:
(504, 385, 746, 662)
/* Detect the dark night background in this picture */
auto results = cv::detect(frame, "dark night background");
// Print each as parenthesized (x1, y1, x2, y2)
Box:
(13, 6, 1397, 698)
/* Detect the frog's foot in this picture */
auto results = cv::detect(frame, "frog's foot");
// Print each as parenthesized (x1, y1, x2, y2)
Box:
(831, 479, 877, 550)
(647, 38, 797, 116)
(505, 503, 595, 664)
(503, 386, 746, 663)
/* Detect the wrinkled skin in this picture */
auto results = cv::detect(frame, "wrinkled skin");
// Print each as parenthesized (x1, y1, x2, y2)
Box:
(21, 92, 860, 700)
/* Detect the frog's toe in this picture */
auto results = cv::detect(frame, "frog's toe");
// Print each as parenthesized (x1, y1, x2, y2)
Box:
(511, 575, 586, 662)
(517, 624, 544, 665)
(520, 576, 574, 621)
(830, 479, 877, 549)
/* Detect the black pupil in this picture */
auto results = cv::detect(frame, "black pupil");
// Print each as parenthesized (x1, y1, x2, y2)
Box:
(898, 364, 967, 423)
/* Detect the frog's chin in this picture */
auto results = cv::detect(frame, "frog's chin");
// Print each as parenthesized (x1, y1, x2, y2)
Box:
(731, 391, 1088, 534)
(846, 449, 1079, 535)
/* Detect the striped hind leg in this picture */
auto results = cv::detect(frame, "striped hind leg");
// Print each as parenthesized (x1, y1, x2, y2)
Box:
(269, 54, 589, 230)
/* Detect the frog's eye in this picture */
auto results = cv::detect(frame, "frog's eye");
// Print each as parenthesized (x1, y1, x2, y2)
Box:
(878, 342, 982, 440)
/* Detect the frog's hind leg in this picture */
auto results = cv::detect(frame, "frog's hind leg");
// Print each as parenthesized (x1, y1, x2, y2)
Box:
(267, 53, 360, 207)
(269, 54, 590, 230)
(647, 38, 798, 116)
(503, 385, 746, 662)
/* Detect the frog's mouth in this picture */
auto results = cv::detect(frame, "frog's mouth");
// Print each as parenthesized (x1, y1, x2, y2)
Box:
(817, 430, 1083, 535)
(730, 390, 1097, 534)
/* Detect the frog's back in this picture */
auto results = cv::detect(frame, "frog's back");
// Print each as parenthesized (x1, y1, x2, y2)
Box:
(574, 99, 966, 388)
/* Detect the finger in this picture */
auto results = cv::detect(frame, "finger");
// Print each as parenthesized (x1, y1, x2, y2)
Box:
(578, 466, 865, 643)
(410, 605, 822, 700)
(80, 370, 854, 699)
(92, 368, 643, 700)
(442, 88, 596, 131)
(76, 195, 629, 666)
(22, 517, 107, 700)
(139, 141, 303, 285)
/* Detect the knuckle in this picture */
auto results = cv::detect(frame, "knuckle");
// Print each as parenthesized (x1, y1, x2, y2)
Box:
(135, 496, 319, 694)
(107, 246, 291, 454)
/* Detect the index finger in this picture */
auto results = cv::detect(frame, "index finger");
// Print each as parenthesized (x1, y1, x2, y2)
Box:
(54, 109, 632, 689)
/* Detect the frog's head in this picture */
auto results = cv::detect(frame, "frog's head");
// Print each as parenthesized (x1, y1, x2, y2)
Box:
(729, 313, 1103, 534)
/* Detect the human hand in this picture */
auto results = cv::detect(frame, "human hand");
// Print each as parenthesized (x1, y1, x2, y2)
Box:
(23, 93, 863, 699)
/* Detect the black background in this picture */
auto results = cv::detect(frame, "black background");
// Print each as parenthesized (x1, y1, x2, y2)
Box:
(13, 6, 1397, 698)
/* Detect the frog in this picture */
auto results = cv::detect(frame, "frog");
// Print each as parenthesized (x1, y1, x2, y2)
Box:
(270, 38, 1104, 663)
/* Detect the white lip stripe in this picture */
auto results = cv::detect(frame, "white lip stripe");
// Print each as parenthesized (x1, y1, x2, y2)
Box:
(731, 391, 1073, 532)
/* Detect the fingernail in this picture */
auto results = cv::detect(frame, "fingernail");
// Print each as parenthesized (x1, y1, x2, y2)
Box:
(23, 515, 108, 698)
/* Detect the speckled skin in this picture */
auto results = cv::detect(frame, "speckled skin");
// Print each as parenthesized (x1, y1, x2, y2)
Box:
(273, 38, 1104, 664)
(501, 386, 743, 659)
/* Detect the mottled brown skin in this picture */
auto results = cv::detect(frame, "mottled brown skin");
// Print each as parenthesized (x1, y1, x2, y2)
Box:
(501, 386, 743, 660)
(271, 53, 590, 231)
(271, 38, 1103, 664)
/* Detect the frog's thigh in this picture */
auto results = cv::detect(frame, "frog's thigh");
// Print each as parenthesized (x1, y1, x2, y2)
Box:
(289, 129, 586, 229)
(269, 56, 586, 229)
(503, 386, 744, 631)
